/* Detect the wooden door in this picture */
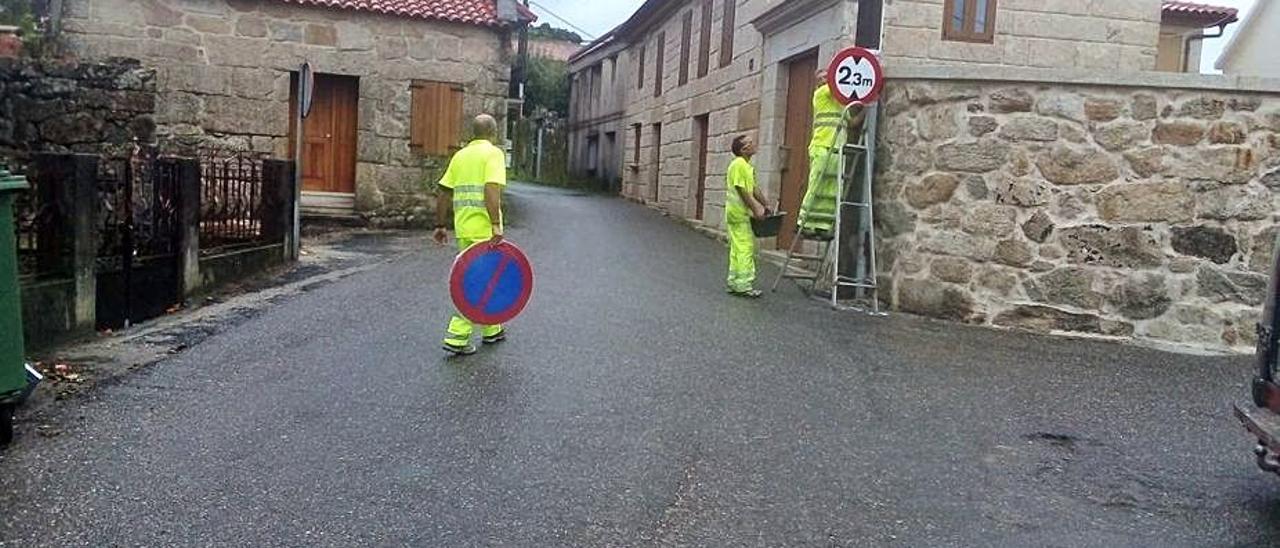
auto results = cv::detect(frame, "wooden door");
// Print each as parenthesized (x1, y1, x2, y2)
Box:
(290, 74, 358, 195)
(693, 114, 708, 220)
(779, 51, 819, 249)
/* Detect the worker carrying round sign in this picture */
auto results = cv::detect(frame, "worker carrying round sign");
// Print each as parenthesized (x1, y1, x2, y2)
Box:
(797, 47, 882, 238)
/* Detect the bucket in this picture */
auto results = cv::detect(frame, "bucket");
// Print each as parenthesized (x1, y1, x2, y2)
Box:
(751, 212, 787, 237)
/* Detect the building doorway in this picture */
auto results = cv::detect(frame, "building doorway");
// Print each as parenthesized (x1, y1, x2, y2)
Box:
(692, 114, 709, 221)
(290, 73, 359, 213)
(779, 51, 819, 249)
(651, 122, 662, 204)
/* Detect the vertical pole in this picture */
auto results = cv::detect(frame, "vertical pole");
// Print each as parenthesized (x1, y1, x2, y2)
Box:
(291, 97, 303, 262)
(517, 0, 530, 120)
(855, 0, 885, 49)
(291, 63, 310, 262)
(536, 120, 544, 180)
(832, 120, 845, 311)
(862, 104, 880, 313)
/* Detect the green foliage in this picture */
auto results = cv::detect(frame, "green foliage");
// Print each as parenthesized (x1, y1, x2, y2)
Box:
(524, 56, 569, 116)
(0, 0, 47, 57)
(528, 23, 582, 44)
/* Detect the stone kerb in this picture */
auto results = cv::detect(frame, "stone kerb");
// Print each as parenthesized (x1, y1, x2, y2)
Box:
(875, 69, 1280, 353)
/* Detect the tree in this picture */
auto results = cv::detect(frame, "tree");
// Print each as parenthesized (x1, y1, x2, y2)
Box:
(0, 0, 47, 55)
(524, 56, 569, 116)
(528, 23, 582, 44)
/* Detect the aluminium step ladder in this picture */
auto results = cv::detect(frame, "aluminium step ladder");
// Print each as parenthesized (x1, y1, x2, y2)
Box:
(770, 102, 884, 315)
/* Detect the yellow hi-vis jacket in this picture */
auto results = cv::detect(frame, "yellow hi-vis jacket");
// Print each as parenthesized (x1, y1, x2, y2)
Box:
(438, 139, 507, 241)
(808, 84, 846, 155)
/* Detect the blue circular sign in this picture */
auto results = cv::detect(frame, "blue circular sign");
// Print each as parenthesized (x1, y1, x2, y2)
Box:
(449, 241, 534, 325)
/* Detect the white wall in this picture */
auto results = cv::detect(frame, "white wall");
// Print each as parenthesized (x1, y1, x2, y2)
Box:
(1219, 0, 1280, 77)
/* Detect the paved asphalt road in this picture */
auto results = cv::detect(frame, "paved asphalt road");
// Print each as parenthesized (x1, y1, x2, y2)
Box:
(3, 184, 1280, 547)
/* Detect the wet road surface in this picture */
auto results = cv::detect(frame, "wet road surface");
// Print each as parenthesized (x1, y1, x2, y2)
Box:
(2, 184, 1280, 547)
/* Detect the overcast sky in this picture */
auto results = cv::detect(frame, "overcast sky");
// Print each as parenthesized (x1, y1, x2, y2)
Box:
(524, 0, 645, 41)
(528, 0, 1257, 73)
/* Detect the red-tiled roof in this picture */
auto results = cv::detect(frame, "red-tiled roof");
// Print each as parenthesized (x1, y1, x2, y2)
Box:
(278, 0, 535, 27)
(1162, 1, 1239, 25)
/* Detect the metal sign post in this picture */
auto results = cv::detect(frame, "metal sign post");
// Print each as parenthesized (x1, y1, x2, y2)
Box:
(291, 62, 314, 261)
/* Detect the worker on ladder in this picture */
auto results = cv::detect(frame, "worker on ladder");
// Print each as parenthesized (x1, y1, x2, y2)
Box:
(797, 68, 866, 238)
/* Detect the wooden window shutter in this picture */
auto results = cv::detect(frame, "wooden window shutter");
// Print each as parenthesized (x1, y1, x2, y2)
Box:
(655, 32, 665, 97)
(697, 0, 712, 78)
(638, 45, 646, 89)
(719, 0, 736, 68)
(679, 11, 692, 86)
(410, 80, 465, 156)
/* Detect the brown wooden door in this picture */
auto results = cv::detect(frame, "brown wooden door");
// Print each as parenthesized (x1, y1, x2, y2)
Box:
(779, 51, 819, 249)
(693, 114, 708, 220)
(291, 74, 358, 195)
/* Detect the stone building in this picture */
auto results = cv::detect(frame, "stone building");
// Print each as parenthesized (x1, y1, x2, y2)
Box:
(51, 0, 533, 220)
(568, 0, 1280, 353)
(566, 31, 628, 188)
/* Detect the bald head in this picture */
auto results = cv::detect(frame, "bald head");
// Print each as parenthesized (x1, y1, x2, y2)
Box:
(473, 114, 497, 140)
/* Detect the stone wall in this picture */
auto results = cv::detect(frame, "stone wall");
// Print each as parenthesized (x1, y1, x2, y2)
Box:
(57, 0, 513, 220)
(0, 57, 157, 161)
(874, 68, 1280, 352)
(883, 0, 1161, 71)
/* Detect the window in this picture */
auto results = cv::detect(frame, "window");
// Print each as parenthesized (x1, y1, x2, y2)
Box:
(591, 64, 603, 107)
(410, 80, 463, 156)
(679, 11, 693, 86)
(654, 32, 665, 97)
(719, 0, 736, 68)
(697, 0, 713, 78)
(632, 124, 642, 165)
(943, 0, 997, 43)
(609, 55, 618, 85)
(637, 45, 646, 89)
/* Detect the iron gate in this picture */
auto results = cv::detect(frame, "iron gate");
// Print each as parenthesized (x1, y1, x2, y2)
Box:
(95, 149, 182, 328)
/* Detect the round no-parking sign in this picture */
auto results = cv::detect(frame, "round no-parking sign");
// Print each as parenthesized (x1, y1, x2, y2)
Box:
(826, 47, 885, 106)
(449, 241, 534, 325)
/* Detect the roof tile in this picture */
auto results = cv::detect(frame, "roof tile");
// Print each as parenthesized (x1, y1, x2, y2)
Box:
(278, 0, 534, 27)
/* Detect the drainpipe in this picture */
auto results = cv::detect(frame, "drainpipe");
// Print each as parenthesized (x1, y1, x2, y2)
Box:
(1182, 16, 1233, 73)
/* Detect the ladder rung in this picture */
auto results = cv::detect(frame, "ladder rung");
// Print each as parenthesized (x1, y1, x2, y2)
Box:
(836, 282, 877, 289)
(784, 273, 818, 280)
(840, 202, 871, 207)
(790, 253, 824, 261)
(843, 144, 866, 152)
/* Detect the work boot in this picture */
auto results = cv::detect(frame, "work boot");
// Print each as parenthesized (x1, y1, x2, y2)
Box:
(443, 342, 477, 356)
(482, 329, 507, 345)
(730, 288, 763, 298)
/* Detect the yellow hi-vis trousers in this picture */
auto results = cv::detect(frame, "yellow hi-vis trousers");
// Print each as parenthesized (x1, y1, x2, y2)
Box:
(444, 237, 504, 347)
(798, 147, 842, 235)
(726, 219, 756, 292)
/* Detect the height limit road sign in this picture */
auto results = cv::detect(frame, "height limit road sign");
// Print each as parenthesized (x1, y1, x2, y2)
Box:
(826, 47, 884, 106)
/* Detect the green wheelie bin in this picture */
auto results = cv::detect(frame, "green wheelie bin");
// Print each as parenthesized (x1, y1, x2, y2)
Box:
(0, 166, 29, 447)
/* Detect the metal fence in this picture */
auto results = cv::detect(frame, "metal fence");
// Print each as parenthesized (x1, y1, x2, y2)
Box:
(199, 150, 271, 254)
(95, 148, 181, 270)
(13, 166, 63, 280)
